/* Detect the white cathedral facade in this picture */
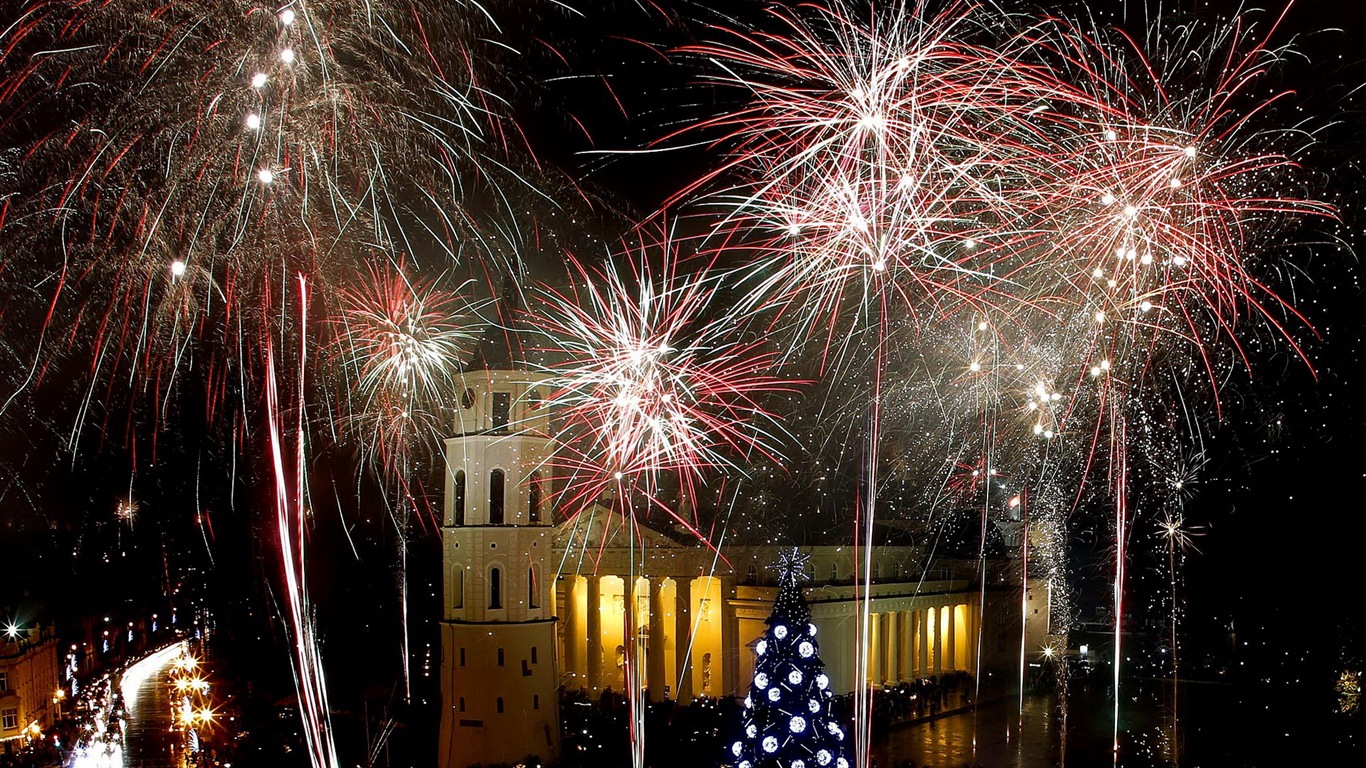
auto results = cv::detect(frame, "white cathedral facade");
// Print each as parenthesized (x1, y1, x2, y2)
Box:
(437, 366, 1048, 768)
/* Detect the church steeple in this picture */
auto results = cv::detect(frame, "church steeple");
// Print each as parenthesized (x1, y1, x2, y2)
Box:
(467, 278, 529, 372)
(438, 341, 560, 766)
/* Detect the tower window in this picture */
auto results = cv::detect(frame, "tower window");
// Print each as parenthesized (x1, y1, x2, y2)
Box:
(459, 697, 465, 712)
(489, 469, 505, 525)
(489, 567, 502, 609)
(453, 570, 463, 609)
(496, 697, 504, 714)
(531, 646, 538, 664)
(528, 566, 539, 609)
(454, 470, 466, 526)
(460, 387, 475, 409)
(527, 387, 541, 410)
(497, 648, 505, 666)
(459, 648, 466, 666)
(528, 471, 542, 523)
(533, 694, 540, 710)
(492, 391, 511, 431)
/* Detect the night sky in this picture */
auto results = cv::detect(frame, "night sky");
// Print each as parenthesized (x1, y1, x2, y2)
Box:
(2, 0, 1365, 744)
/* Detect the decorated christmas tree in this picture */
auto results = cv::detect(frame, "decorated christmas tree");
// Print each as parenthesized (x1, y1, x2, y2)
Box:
(730, 549, 849, 768)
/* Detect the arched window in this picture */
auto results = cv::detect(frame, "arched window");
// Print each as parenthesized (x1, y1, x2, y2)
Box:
(489, 469, 505, 525)
(528, 566, 539, 609)
(454, 471, 466, 526)
(452, 569, 464, 609)
(491, 391, 511, 431)
(528, 471, 541, 524)
(489, 567, 502, 609)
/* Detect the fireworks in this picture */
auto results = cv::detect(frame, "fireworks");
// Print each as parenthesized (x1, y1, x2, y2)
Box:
(531, 225, 793, 532)
(670, 1, 1333, 762)
(0, 0, 1344, 765)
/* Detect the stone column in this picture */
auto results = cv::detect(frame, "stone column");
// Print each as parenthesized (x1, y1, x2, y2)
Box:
(648, 578, 668, 701)
(586, 575, 602, 692)
(563, 577, 582, 690)
(946, 604, 957, 672)
(721, 578, 739, 697)
(931, 606, 942, 677)
(897, 611, 910, 682)
(674, 579, 693, 701)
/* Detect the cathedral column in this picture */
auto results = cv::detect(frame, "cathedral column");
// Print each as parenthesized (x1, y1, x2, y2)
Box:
(913, 610, 924, 678)
(931, 606, 942, 677)
(648, 578, 667, 701)
(721, 577, 739, 696)
(586, 574, 602, 691)
(946, 603, 957, 672)
(897, 611, 910, 682)
(564, 577, 582, 689)
(674, 579, 693, 701)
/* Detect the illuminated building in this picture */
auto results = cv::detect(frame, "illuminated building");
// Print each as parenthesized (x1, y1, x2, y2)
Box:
(437, 356, 1041, 768)
(0, 620, 58, 745)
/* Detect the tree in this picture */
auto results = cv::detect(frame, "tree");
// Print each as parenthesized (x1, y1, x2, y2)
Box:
(729, 549, 849, 768)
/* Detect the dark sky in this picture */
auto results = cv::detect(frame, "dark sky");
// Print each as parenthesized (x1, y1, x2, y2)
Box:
(4, 0, 1364, 677)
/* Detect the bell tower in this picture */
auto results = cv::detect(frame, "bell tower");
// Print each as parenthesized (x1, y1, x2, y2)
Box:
(438, 368, 560, 768)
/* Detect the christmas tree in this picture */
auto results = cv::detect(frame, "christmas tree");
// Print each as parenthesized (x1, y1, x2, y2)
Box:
(730, 549, 849, 768)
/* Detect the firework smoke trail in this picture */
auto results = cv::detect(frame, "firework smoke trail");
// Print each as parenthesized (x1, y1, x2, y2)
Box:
(265, 279, 338, 768)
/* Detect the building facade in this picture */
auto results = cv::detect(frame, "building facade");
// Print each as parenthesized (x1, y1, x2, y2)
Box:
(0, 622, 59, 746)
(553, 509, 1036, 702)
(438, 371, 560, 768)
(437, 364, 1041, 767)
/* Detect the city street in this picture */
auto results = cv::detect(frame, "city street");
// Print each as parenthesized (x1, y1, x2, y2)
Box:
(119, 643, 186, 768)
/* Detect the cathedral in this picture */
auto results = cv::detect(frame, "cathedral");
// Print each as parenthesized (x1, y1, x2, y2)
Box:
(436, 365, 1046, 768)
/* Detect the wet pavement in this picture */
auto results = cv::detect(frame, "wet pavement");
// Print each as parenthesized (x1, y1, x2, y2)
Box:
(121, 644, 186, 768)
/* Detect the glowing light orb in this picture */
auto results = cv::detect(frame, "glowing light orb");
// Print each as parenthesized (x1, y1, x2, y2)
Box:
(733, 742, 743, 757)
(280, 9, 296, 25)
(754, 672, 769, 689)
(763, 736, 779, 753)
(774, 625, 788, 640)
(169, 260, 187, 278)
(808, 698, 821, 713)
(768, 687, 782, 702)
(816, 673, 829, 690)
(788, 669, 803, 685)
(251, 72, 267, 88)
(280, 48, 295, 65)
(256, 168, 274, 185)
(817, 750, 833, 766)
(799, 641, 814, 658)
(245, 113, 261, 130)
(789, 716, 807, 733)
(756, 639, 768, 656)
